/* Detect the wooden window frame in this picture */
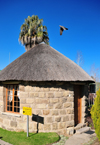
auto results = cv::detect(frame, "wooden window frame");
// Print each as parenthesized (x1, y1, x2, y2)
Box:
(6, 84, 20, 114)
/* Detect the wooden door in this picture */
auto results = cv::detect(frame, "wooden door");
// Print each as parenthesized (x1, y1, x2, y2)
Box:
(74, 85, 82, 125)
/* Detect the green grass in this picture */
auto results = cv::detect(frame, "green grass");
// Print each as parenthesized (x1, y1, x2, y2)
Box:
(0, 128, 60, 145)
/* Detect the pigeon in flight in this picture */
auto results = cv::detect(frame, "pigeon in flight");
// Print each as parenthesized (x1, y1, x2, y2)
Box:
(59, 25, 68, 35)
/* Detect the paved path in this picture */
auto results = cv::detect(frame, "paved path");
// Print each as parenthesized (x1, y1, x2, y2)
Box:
(65, 130, 96, 145)
(0, 139, 12, 145)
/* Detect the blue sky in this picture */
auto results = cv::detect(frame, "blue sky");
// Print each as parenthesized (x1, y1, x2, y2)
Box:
(0, 0, 100, 77)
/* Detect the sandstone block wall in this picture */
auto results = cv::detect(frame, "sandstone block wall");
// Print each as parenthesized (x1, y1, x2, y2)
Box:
(0, 82, 74, 135)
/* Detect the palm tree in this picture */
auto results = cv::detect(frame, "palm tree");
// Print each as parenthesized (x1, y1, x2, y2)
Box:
(19, 15, 49, 51)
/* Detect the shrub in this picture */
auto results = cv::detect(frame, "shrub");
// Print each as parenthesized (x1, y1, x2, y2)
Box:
(91, 89, 100, 140)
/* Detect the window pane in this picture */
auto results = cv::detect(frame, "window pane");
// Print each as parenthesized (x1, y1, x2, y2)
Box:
(18, 102, 20, 107)
(10, 85, 13, 90)
(7, 106, 9, 111)
(9, 101, 12, 106)
(8, 85, 10, 90)
(18, 91, 19, 96)
(14, 85, 18, 90)
(14, 96, 19, 102)
(14, 102, 17, 106)
(14, 107, 16, 112)
(14, 90, 17, 95)
(8, 91, 10, 96)
(10, 106, 12, 111)
(7, 101, 9, 105)
(6, 85, 20, 113)
(8, 96, 12, 102)
(18, 108, 20, 112)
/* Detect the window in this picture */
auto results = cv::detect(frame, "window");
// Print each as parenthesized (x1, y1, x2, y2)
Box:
(6, 85, 20, 113)
(90, 84, 96, 93)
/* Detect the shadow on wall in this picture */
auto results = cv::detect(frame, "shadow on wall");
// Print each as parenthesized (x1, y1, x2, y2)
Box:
(32, 114, 44, 133)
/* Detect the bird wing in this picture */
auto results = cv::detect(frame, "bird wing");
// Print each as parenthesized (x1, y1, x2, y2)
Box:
(60, 27, 63, 35)
(59, 25, 68, 30)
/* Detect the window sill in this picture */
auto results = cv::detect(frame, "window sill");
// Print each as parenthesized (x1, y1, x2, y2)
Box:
(2, 112, 21, 118)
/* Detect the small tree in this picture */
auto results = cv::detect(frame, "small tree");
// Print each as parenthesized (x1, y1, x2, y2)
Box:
(91, 89, 100, 140)
(90, 64, 100, 82)
(19, 15, 49, 51)
(76, 51, 84, 67)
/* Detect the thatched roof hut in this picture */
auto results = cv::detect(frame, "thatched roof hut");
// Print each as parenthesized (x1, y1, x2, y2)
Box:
(0, 43, 94, 135)
(0, 43, 94, 82)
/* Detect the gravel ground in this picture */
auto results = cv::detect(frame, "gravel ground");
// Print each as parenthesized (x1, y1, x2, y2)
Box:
(52, 135, 68, 145)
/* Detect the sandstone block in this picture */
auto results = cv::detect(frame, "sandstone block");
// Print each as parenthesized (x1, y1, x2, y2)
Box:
(36, 98, 48, 104)
(43, 110, 50, 115)
(20, 104, 30, 109)
(59, 98, 67, 103)
(55, 103, 62, 109)
(0, 92, 3, 96)
(59, 129, 68, 136)
(46, 117, 53, 123)
(20, 98, 26, 104)
(60, 110, 66, 115)
(55, 92, 63, 98)
(22, 116, 27, 121)
(50, 98, 58, 103)
(64, 102, 72, 108)
(48, 104, 53, 109)
(0, 101, 3, 106)
(52, 123, 58, 130)
(37, 104, 46, 109)
(47, 93, 54, 98)
(25, 86, 33, 92)
(0, 86, 3, 91)
(67, 127, 74, 135)
(38, 123, 43, 130)
(34, 87, 40, 92)
(43, 88, 50, 91)
(29, 123, 33, 130)
(0, 118, 3, 123)
(32, 123, 44, 132)
(36, 110, 42, 115)
(67, 97, 74, 102)
(66, 120, 74, 127)
(44, 124, 51, 130)
(63, 91, 69, 97)
(19, 85, 25, 91)
(33, 122, 37, 130)
(51, 110, 59, 115)
(2, 125, 6, 129)
(70, 114, 74, 120)
(58, 122, 66, 129)
(63, 116, 69, 122)
(39, 92, 45, 98)
(10, 121, 17, 127)
(30, 104, 36, 110)
(0, 96, 3, 101)
(3, 119, 10, 125)
(66, 109, 74, 114)
(11, 117, 16, 122)
(20, 92, 28, 98)
(30, 92, 38, 97)
(50, 87, 58, 91)
(16, 129, 24, 132)
(18, 121, 26, 130)
(55, 117, 61, 122)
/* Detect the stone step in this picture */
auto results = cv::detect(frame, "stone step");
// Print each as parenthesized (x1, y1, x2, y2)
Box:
(74, 123, 87, 131)
(76, 127, 91, 134)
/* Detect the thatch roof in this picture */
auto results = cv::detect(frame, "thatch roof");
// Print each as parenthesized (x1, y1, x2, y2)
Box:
(0, 43, 94, 82)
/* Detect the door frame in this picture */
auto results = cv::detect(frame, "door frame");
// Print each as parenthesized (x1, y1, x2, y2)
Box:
(74, 85, 82, 125)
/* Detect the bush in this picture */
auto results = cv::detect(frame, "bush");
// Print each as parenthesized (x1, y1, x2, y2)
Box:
(91, 89, 100, 140)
